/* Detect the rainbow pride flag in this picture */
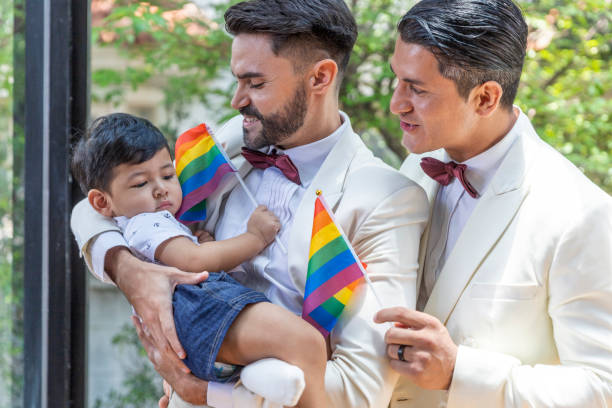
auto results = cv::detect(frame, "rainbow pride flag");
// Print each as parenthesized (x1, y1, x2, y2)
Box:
(302, 193, 365, 337)
(174, 124, 236, 224)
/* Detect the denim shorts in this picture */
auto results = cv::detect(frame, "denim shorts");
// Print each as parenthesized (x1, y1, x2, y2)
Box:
(173, 272, 269, 382)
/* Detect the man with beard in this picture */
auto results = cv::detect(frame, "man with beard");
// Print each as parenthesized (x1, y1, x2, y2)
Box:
(70, 1, 429, 407)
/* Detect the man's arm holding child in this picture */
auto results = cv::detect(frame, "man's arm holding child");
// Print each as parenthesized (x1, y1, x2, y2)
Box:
(156, 205, 280, 273)
(71, 198, 208, 375)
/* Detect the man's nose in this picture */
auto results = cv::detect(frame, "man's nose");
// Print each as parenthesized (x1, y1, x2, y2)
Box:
(390, 86, 413, 115)
(231, 85, 249, 111)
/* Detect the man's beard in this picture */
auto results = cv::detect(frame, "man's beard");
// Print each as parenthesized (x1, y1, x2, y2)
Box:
(240, 83, 307, 149)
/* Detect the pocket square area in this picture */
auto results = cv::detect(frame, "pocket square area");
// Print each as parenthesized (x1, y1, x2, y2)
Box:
(469, 282, 539, 300)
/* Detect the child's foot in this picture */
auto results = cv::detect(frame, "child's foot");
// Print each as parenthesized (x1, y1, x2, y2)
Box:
(240, 358, 305, 407)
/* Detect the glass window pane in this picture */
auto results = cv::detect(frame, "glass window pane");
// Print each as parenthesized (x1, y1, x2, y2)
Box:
(0, 0, 24, 406)
(87, 2, 232, 405)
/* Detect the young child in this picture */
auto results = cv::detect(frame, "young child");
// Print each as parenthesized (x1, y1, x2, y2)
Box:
(71, 113, 327, 407)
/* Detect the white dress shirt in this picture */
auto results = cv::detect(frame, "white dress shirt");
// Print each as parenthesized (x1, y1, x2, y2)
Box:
(420, 121, 520, 305)
(214, 113, 347, 315)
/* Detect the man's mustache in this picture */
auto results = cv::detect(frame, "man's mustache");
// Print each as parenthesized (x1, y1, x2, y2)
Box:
(239, 105, 264, 121)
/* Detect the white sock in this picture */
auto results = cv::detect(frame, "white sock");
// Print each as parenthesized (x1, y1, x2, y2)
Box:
(239, 358, 305, 407)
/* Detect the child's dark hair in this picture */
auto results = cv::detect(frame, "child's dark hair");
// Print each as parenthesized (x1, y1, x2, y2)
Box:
(71, 113, 170, 194)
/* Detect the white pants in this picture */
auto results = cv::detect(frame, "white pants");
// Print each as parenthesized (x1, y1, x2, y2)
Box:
(168, 393, 209, 408)
(168, 387, 284, 408)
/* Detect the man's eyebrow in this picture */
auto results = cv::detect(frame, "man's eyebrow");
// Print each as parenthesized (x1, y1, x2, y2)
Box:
(389, 63, 425, 85)
(160, 163, 174, 171)
(232, 71, 265, 80)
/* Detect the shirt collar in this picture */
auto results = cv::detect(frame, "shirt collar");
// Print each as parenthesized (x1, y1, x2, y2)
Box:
(267, 111, 348, 187)
(443, 106, 521, 195)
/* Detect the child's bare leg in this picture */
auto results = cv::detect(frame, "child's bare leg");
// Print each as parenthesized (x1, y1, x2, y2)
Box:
(217, 302, 327, 408)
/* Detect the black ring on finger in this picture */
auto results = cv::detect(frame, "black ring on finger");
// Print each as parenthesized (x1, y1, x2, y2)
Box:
(397, 344, 406, 362)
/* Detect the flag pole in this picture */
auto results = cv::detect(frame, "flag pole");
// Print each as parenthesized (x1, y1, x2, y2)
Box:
(234, 172, 288, 254)
(208, 128, 288, 254)
(317, 192, 385, 310)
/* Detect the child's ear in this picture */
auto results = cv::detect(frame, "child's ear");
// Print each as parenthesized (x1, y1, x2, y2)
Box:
(88, 189, 114, 217)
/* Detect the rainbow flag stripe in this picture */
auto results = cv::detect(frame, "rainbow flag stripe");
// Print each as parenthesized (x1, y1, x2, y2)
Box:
(302, 195, 364, 337)
(175, 124, 235, 224)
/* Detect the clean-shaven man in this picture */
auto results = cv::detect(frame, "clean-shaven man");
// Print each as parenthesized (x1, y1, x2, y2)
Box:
(71, 1, 429, 407)
(375, 0, 612, 406)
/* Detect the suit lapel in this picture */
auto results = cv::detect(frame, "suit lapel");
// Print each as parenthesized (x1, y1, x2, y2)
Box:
(424, 114, 540, 324)
(287, 124, 363, 293)
(400, 150, 444, 206)
(424, 187, 528, 323)
(400, 151, 443, 299)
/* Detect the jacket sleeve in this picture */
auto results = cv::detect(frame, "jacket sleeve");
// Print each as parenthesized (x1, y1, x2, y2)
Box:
(70, 198, 123, 282)
(324, 179, 429, 408)
(218, 165, 429, 408)
(448, 200, 612, 407)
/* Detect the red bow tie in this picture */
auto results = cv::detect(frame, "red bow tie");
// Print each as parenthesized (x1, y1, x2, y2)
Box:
(241, 147, 302, 185)
(420, 157, 479, 198)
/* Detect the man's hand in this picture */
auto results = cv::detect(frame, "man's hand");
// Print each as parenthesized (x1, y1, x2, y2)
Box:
(158, 380, 172, 408)
(106, 247, 208, 372)
(374, 307, 457, 390)
(133, 316, 209, 405)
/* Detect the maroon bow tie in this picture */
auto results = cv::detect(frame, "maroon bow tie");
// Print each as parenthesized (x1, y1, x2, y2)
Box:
(420, 157, 479, 198)
(241, 147, 302, 185)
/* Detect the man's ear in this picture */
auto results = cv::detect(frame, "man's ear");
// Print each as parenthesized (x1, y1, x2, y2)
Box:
(88, 189, 114, 217)
(308, 59, 338, 95)
(471, 81, 503, 117)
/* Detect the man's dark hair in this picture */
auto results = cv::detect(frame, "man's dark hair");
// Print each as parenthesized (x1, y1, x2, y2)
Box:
(224, 0, 357, 83)
(398, 0, 528, 109)
(71, 113, 170, 194)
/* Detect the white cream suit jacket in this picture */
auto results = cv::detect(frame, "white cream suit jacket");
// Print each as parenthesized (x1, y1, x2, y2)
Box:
(71, 115, 429, 407)
(390, 112, 612, 407)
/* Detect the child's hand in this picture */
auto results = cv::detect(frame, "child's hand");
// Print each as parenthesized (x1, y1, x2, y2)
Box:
(247, 205, 280, 246)
(194, 230, 214, 243)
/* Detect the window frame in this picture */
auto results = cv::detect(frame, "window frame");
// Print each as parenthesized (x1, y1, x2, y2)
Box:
(23, 1, 89, 406)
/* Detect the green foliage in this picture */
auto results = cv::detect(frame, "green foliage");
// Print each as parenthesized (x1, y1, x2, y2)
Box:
(341, 0, 416, 167)
(93, 0, 611, 193)
(92, 0, 236, 137)
(0, 0, 24, 405)
(344, 0, 612, 191)
(0, 0, 14, 235)
(517, 0, 611, 192)
(93, 324, 160, 408)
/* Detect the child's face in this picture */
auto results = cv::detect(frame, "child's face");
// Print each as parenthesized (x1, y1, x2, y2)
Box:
(106, 148, 182, 218)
